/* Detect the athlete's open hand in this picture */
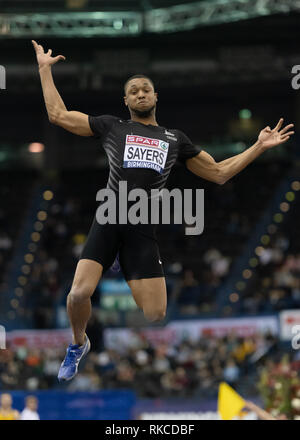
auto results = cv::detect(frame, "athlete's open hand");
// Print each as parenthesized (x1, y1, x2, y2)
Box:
(258, 118, 294, 150)
(32, 40, 66, 69)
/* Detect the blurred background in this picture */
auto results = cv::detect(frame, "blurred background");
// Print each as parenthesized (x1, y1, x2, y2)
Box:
(1, 0, 300, 420)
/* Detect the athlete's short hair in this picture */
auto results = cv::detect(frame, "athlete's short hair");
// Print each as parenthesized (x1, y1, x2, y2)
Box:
(124, 74, 155, 94)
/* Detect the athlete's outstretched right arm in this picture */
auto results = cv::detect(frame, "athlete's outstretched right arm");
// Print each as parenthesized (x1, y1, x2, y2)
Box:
(32, 40, 93, 136)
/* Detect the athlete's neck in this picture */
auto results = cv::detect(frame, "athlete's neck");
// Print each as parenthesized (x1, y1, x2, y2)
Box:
(129, 109, 158, 126)
(130, 116, 158, 126)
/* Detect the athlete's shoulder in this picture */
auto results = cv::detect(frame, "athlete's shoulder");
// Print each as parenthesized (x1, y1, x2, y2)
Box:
(88, 114, 121, 138)
(90, 114, 120, 122)
(171, 128, 186, 137)
(171, 128, 194, 144)
(160, 127, 180, 141)
(88, 114, 121, 127)
(163, 127, 185, 136)
(164, 127, 177, 134)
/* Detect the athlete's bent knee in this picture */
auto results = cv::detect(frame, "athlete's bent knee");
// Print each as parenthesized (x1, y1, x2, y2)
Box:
(144, 307, 166, 322)
(67, 286, 93, 305)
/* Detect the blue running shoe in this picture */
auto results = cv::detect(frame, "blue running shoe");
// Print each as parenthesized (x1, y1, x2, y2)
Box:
(58, 334, 91, 382)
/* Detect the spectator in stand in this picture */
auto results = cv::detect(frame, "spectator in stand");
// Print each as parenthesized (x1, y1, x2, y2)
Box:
(177, 269, 200, 313)
(0, 393, 20, 420)
(20, 395, 40, 420)
(223, 358, 240, 387)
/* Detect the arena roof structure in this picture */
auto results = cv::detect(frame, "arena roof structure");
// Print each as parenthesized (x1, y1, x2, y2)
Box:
(0, 0, 299, 38)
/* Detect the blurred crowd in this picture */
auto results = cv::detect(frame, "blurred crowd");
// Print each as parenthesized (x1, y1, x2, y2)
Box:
(0, 171, 37, 291)
(240, 231, 300, 314)
(0, 331, 279, 398)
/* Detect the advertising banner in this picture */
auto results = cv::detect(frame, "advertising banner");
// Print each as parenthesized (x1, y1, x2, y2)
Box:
(279, 310, 300, 341)
(6, 328, 72, 350)
(104, 316, 278, 350)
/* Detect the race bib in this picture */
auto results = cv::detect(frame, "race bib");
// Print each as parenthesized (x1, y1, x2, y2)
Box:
(123, 135, 169, 174)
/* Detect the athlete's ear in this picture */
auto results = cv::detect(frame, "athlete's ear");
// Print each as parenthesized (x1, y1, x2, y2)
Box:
(155, 92, 158, 102)
(124, 95, 128, 106)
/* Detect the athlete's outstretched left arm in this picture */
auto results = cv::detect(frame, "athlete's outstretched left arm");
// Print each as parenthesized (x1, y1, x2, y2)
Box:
(186, 118, 294, 185)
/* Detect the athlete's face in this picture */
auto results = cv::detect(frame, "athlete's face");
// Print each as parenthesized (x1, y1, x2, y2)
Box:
(124, 78, 158, 117)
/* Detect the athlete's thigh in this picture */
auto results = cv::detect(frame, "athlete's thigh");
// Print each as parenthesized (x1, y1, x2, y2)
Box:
(127, 276, 167, 311)
(118, 224, 164, 281)
(119, 224, 165, 309)
(80, 216, 121, 274)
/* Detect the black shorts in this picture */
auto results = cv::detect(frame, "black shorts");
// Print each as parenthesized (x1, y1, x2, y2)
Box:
(79, 216, 164, 281)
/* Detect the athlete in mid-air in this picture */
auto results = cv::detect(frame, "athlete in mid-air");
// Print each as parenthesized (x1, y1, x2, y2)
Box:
(32, 40, 294, 381)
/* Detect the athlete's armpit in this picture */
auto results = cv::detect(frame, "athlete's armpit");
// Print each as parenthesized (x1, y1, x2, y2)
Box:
(50, 110, 93, 136)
